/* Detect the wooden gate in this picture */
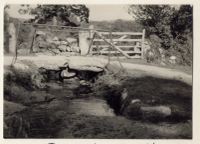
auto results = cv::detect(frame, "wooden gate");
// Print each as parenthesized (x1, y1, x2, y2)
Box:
(89, 29, 145, 59)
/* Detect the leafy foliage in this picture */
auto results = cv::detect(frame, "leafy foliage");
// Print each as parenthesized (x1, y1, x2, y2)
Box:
(171, 5, 192, 37)
(129, 5, 193, 66)
(129, 5, 175, 49)
(4, 6, 10, 53)
(20, 5, 89, 26)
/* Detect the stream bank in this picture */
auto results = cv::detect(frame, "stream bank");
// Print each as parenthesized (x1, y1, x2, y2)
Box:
(4, 57, 192, 139)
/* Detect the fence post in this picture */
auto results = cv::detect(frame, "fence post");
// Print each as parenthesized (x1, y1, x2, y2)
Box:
(8, 23, 16, 55)
(141, 29, 146, 59)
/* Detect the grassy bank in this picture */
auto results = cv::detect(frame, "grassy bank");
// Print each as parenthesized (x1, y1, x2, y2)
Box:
(4, 65, 192, 139)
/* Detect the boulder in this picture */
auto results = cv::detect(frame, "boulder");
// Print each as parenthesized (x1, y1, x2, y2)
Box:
(66, 37, 77, 43)
(53, 37, 59, 41)
(71, 46, 80, 53)
(80, 80, 90, 86)
(52, 37, 60, 45)
(66, 46, 72, 52)
(36, 31, 46, 36)
(60, 41, 68, 45)
(140, 105, 172, 117)
(131, 99, 141, 104)
(38, 41, 48, 49)
(61, 69, 76, 78)
(52, 41, 60, 45)
(58, 45, 69, 52)
(170, 55, 176, 60)
(51, 48, 61, 54)
(31, 72, 46, 89)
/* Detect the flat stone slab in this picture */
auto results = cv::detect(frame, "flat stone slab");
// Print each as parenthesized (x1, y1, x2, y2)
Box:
(67, 56, 108, 72)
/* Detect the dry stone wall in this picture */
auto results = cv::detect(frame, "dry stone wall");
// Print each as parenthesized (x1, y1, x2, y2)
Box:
(33, 30, 80, 56)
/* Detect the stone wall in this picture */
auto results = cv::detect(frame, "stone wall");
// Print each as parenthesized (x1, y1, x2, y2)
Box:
(32, 30, 80, 56)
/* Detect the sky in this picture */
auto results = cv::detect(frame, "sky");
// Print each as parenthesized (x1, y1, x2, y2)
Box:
(6, 4, 133, 21)
(87, 5, 133, 21)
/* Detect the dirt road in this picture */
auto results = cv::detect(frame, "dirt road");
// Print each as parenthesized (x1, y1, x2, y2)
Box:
(110, 60, 192, 85)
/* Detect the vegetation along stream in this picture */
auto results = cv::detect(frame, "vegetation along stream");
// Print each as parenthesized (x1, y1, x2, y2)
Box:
(4, 66, 192, 139)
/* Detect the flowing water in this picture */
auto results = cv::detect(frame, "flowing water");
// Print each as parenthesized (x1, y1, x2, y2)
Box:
(19, 79, 116, 138)
(45, 79, 115, 117)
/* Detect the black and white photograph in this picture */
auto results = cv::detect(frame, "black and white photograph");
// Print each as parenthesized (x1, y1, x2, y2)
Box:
(3, 3, 195, 140)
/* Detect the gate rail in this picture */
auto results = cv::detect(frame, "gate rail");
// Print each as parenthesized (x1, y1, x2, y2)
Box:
(90, 29, 145, 59)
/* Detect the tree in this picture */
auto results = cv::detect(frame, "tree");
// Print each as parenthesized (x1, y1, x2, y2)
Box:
(4, 5, 10, 53)
(171, 5, 193, 38)
(128, 5, 193, 66)
(128, 5, 175, 49)
(19, 5, 89, 26)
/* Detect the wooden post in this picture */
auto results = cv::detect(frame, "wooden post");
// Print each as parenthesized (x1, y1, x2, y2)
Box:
(141, 29, 146, 59)
(8, 23, 16, 55)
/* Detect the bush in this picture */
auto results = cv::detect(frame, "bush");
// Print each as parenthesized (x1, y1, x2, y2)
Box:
(129, 5, 193, 66)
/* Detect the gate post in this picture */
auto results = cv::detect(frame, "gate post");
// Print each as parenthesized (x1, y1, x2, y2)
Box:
(79, 25, 94, 55)
(8, 23, 16, 55)
(141, 29, 146, 59)
(79, 30, 89, 55)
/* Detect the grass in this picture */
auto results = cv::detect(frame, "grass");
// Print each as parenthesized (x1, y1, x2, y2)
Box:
(93, 73, 192, 122)
(55, 114, 192, 139)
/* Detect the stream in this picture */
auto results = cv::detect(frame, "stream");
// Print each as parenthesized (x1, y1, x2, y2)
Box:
(45, 79, 115, 117)
(4, 71, 192, 138)
(19, 78, 116, 138)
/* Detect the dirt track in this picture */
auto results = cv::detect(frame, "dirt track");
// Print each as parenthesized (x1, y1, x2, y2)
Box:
(110, 60, 192, 85)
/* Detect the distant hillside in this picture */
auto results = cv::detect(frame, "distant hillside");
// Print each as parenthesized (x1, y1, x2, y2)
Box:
(90, 19, 143, 32)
